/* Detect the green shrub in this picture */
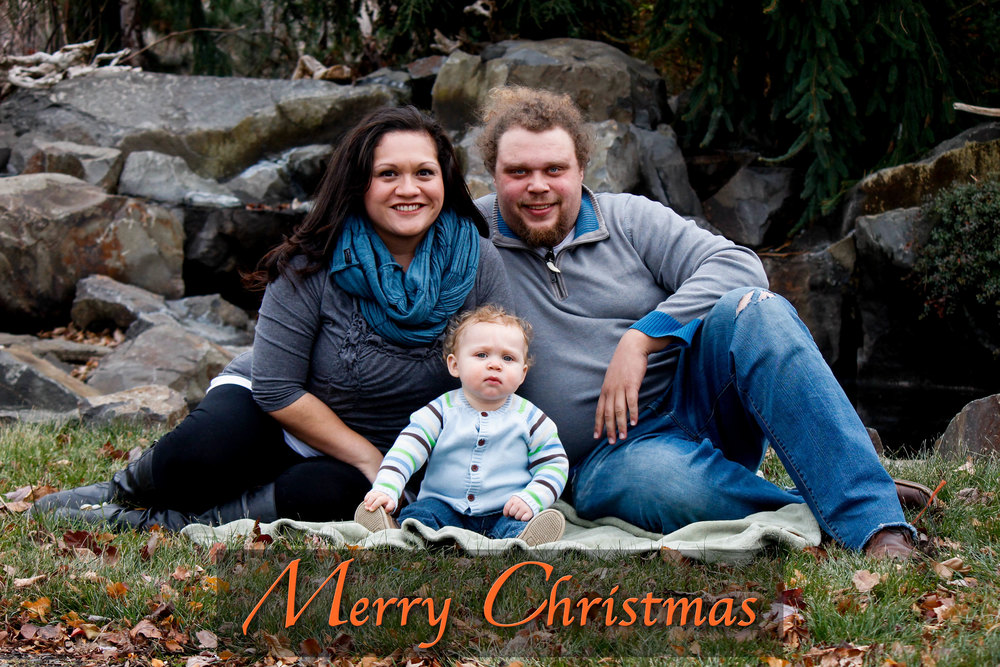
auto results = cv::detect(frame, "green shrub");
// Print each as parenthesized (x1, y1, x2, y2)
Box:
(912, 178, 1000, 346)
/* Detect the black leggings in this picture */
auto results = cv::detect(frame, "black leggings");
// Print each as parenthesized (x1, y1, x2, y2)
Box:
(148, 384, 370, 521)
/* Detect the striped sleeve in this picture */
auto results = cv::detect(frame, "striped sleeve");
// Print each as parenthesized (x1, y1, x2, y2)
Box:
(370, 395, 446, 502)
(514, 399, 569, 515)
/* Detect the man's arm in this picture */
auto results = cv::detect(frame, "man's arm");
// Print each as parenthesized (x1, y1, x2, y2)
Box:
(594, 195, 768, 443)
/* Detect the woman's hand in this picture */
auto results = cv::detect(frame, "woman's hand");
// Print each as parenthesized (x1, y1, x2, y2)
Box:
(268, 393, 384, 482)
(504, 496, 534, 521)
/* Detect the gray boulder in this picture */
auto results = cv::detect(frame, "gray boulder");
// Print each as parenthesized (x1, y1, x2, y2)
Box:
(86, 324, 234, 406)
(632, 125, 702, 217)
(71, 274, 168, 331)
(0, 70, 407, 180)
(118, 151, 241, 207)
(454, 127, 494, 200)
(936, 394, 1000, 458)
(225, 160, 294, 204)
(761, 234, 856, 369)
(284, 144, 332, 199)
(0, 333, 112, 366)
(0, 345, 100, 419)
(19, 139, 123, 192)
(585, 120, 639, 194)
(841, 132, 1000, 235)
(82, 384, 189, 428)
(432, 39, 669, 132)
(0, 174, 184, 328)
(165, 294, 254, 347)
(703, 166, 794, 247)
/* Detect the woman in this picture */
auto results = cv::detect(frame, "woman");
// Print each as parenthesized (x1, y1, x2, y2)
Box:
(30, 106, 513, 530)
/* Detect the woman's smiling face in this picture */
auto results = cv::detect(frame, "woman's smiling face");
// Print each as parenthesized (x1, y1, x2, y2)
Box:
(363, 130, 445, 264)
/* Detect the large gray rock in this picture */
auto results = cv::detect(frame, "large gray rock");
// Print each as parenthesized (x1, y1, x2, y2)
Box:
(86, 324, 234, 406)
(454, 127, 494, 200)
(19, 139, 123, 192)
(82, 384, 189, 428)
(584, 120, 639, 194)
(0, 345, 100, 418)
(225, 160, 294, 204)
(760, 235, 856, 369)
(631, 125, 702, 217)
(182, 206, 304, 309)
(0, 333, 112, 366)
(855, 207, 930, 271)
(118, 151, 241, 207)
(0, 174, 184, 329)
(703, 166, 794, 247)
(432, 39, 669, 132)
(0, 70, 407, 180)
(936, 394, 1000, 458)
(165, 294, 254, 346)
(71, 274, 168, 331)
(841, 134, 1000, 235)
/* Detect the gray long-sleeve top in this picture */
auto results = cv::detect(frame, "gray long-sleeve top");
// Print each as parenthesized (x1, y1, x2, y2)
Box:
(223, 236, 513, 452)
(477, 188, 768, 464)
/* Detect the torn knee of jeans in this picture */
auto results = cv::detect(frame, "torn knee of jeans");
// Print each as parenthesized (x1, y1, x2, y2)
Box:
(735, 289, 776, 316)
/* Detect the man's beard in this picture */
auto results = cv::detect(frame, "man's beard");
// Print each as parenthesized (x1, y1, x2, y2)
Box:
(504, 212, 575, 248)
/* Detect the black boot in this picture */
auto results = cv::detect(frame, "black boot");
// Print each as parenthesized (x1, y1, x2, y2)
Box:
(49, 483, 278, 532)
(28, 446, 157, 517)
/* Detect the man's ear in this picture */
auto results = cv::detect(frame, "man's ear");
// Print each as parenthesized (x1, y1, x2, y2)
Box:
(446, 354, 460, 378)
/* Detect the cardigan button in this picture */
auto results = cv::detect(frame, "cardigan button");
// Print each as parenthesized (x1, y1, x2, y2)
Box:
(471, 464, 479, 472)
(467, 494, 475, 501)
(477, 438, 485, 446)
(480, 411, 488, 417)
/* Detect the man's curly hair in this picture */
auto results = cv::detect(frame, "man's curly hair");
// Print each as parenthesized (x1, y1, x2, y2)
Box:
(477, 86, 593, 175)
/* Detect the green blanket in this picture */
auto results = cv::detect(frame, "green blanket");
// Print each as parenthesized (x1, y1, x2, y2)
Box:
(181, 501, 820, 563)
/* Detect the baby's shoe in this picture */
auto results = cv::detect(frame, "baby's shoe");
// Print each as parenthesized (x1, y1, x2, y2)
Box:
(516, 508, 565, 546)
(354, 502, 399, 533)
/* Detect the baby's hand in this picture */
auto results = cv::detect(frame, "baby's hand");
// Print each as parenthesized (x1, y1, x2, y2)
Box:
(503, 496, 534, 521)
(364, 490, 396, 514)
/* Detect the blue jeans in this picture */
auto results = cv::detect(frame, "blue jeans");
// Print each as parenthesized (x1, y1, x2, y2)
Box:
(569, 287, 913, 551)
(400, 498, 528, 539)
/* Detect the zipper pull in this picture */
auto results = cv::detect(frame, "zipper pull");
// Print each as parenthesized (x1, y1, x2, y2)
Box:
(544, 250, 561, 274)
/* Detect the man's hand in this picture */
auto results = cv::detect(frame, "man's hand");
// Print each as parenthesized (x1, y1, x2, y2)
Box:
(364, 490, 396, 514)
(504, 496, 534, 521)
(595, 329, 675, 444)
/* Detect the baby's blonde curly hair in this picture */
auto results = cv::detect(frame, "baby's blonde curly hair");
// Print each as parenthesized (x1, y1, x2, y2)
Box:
(443, 304, 534, 369)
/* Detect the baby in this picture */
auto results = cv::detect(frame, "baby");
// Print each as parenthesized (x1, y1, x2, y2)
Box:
(354, 304, 568, 545)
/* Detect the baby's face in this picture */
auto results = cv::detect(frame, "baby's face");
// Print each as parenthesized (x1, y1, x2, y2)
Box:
(447, 321, 528, 409)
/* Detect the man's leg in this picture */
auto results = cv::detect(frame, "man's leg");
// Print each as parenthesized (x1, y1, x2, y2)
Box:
(571, 409, 801, 534)
(669, 287, 911, 550)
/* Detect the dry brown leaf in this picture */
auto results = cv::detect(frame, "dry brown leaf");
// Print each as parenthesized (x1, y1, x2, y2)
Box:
(185, 657, 218, 667)
(932, 561, 956, 581)
(956, 458, 975, 474)
(762, 657, 790, 667)
(208, 542, 227, 564)
(14, 574, 47, 588)
(852, 569, 881, 593)
(196, 629, 219, 649)
(21, 597, 51, 622)
(130, 618, 163, 640)
(105, 581, 129, 598)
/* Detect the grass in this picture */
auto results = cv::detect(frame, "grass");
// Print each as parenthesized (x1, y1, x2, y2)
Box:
(1, 419, 999, 665)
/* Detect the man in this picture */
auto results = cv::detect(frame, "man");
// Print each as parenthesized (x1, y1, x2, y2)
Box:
(473, 86, 922, 558)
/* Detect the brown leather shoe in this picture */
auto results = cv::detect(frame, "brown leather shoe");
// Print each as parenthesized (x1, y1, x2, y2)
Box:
(864, 527, 915, 559)
(894, 479, 936, 510)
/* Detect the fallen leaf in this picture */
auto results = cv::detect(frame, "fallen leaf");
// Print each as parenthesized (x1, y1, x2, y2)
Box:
(21, 597, 51, 622)
(196, 629, 219, 649)
(208, 542, 226, 564)
(130, 618, 163, 640)
(106, 581, 129, 598)
(5, 485, 33, 502)
(956, 458, 975, 474)
(185, 657, 217, 667)
(852, 569, 881, 593)
(164, 639, 184, 652)
(762, 658, 790, 667)
(202, 577, 230, 593)
(141, 533, 160, 560)
(14, 574, 47, 588)
(171, 565, 193, 580)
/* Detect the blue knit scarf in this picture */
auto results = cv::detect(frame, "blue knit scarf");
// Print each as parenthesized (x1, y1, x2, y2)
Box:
(329, 211, 480, 347)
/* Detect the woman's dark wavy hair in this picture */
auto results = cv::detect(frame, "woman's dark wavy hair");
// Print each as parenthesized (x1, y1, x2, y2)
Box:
(245, 105, 487, 289)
